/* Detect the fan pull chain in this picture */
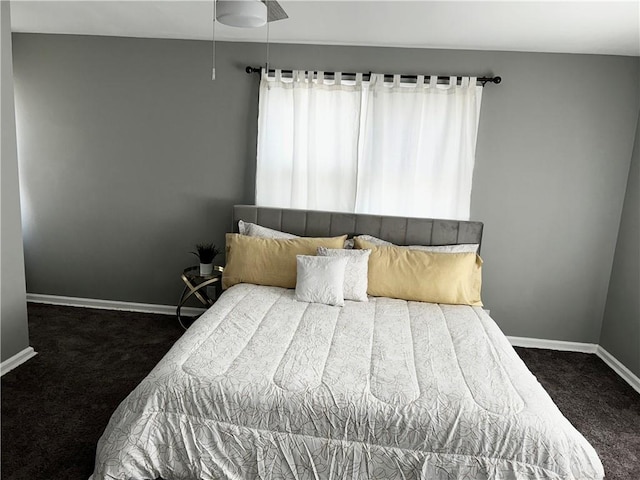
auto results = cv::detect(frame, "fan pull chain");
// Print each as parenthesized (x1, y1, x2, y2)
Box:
(265, 19, 270, 74)
(212, 0, 216, 80)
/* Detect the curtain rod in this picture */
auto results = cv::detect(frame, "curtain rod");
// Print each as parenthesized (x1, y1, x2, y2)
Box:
(245, 66, 501, 86)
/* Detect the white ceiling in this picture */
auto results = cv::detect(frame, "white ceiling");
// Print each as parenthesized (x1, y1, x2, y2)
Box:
(10, 0, 640, 56)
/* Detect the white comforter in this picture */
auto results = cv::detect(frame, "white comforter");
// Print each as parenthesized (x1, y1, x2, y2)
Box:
(90, 284, 603, 480)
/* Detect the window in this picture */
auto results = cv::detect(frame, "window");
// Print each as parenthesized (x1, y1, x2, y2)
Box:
(256, 70, 483, 220)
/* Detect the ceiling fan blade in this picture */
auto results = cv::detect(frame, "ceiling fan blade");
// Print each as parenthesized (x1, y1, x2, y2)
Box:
(263, 0, 288, 22)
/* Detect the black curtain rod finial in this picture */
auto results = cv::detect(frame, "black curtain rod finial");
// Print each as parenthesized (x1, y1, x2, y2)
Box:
(479, 76, 501, 87)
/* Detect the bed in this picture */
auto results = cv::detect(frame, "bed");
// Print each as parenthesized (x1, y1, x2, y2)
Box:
(89, 206, 604, 480)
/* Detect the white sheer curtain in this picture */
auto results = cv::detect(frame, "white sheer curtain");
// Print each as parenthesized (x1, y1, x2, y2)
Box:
(256, 70, 483, 220)
(356, 74, 483, 220)
(256, 70, 363, 212)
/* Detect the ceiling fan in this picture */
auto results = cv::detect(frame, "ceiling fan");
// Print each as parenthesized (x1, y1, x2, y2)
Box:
(211, 0, 287, 80)
(216, 0, 289, 28)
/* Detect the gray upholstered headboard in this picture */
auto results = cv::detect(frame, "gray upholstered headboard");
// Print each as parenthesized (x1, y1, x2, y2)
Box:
(232, 205, 483, 250)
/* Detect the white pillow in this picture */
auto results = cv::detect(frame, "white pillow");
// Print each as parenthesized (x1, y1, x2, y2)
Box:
(353, 234, 479, 253)
(353, 234, 393, 246)
(238, 220, 298, 239)
(239, 220, 354, 249)
(317, 247, 370, 302)
(295, 255, 349, 307)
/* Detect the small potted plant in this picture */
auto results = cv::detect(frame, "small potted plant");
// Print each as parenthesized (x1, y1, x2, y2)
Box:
(191, 243, 220, 276)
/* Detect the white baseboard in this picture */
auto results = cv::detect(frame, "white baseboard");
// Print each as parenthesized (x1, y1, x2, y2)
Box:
(23, 296, 640, 395)
(507, 336, 598, 353)
(507, 336, 639, 395)
(26, 293, 206, 317)
(1, 347, 37, 376)
(596, 346, 640, 395)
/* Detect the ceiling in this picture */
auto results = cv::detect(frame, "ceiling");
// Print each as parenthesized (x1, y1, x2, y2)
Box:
(10, 1, 640, 57)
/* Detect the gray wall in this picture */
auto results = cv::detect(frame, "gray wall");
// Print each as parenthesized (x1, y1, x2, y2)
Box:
(12, 34, 640, 344)
(1, 2, 30, 363)
(600, 111, 640, 377)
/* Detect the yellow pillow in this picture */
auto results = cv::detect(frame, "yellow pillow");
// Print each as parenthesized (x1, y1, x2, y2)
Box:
(355, 238, 483, 306)
(223, 233, 348, 290)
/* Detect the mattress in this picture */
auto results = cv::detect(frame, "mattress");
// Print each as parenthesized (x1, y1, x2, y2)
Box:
(90, 283, 604, 480)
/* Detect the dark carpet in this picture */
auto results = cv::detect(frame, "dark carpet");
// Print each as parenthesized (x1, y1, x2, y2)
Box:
(2, 304, 639, 480)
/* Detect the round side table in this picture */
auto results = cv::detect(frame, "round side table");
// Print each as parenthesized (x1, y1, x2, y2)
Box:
(176, 265, 224, 330)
